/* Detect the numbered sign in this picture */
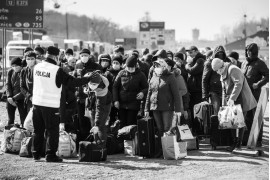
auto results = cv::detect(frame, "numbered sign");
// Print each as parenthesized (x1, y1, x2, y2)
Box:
(0, 0, 44, 29)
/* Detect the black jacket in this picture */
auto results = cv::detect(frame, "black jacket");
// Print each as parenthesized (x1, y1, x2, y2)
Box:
(20, 67, 34, 102)
(185, 53, 205, 93)
(6, 68, 24, 101)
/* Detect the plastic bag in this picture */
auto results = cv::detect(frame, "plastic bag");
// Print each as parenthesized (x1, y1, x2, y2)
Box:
(56, 131, 77, 158)
(218, 104, 246, 129)
(161, 133, 187, 160)
(24, 108, 34, 132)
(124, 139, 136, 156)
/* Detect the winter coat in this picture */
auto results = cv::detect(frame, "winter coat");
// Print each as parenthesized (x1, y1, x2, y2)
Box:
(213, 46, 231, 63)
(113, 68, 148, 110)
(137, 60, 150, 78)
(104, 67, 122, 94)
(171, 68, 187, 113)
(145, 70, 181, 112)
(185, 52, 205, 93)
(221, 63, 257, 112)
(202, 59, 222, 100)
(20, 67, 34, 102)
(6, 68, 24, 101)
(241, 57, 269, 101)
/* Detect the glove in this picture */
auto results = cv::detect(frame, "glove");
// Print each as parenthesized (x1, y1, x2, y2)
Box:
(59, 123, 65, 131)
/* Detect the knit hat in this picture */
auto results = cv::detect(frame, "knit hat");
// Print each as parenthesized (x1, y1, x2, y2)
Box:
(211, 58, 224, 71)
(34, 47, 45, 55)
(112, 55, 123, 65)
(80, 48, 90, 55)
(167, 50, 174, 59)
(165, 58, 175, 67)
(47, 46, 60, 56)
(100, 54, 111, 61)
(205, 50, 213, 59)
(11, 57, 22, 66)
(87, 72, 102, 90)
(174, 52, 184, 60)
(228, 51, 239, 60)
(114, 45, 124, 54)
(186, 46, 198, 52)
(126, 55, 138, 67)
(24, 47, 33, 53)
(142, 48, 149, 55)
(65, 48, 73, 55)
(152, 49, 167, 62)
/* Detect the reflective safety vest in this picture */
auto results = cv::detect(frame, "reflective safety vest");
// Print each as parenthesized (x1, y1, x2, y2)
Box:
(32, 61, 62, 108)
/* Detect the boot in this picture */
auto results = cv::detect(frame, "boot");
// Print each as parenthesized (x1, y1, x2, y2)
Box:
(226, 129, 237, 152)
(235, 128, 245, 150)
(154, 131, 163, 158)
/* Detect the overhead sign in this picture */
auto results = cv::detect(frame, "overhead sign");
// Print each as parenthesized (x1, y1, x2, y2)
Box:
(0, 0, 44, 28)
(139, 22, 165, 31)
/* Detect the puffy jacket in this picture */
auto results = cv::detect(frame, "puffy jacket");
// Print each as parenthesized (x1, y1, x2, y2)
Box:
(241, 57, 269, 101)
(202, 59, 222, 100)
(213, 45, 231, 63)
(113, 68, 148, 110)
(104, 67, 122, 94)
(145, 70, 181, 112)
(6, 68, 24, 101)
(185, 52, 205, 93)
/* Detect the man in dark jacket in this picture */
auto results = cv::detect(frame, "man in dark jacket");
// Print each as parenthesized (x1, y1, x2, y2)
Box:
(185, 46, 205, 133)
(6, 57, 27, 126)
(241, 43, 269, 146)
(228, 51, 242, 68)
(73, 48, 103, 141)
(174, 52, 188, 83)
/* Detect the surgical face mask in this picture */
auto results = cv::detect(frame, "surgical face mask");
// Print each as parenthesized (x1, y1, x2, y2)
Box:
(81, 56, 89, 63)
(112, 64, 120, 70)
(101, 61, 109, 68)
(126, 67, 135, 73)
(154, 67, 163, 75)
(12, 65, 22, 72)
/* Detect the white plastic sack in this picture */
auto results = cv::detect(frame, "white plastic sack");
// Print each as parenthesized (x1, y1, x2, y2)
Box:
(56, 131, 77, 158)
(161, 134, 187, 160)
(1, 126, 29, 153)
(218, 104, 246, 129)
(24, 108, 34, 132)
(124, 139, 136, 156)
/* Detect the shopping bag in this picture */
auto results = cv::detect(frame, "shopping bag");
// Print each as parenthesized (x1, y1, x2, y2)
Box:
(56, 131, 77, 158)
(161, 134, 187, 160)
(24, 108, 34, 132)
(19, 137, 32, 157)
(1, 125, 30, 153)
(124, 139, 136, 156)
(176, 125, 194, 141)
(218, 105, 246, 129)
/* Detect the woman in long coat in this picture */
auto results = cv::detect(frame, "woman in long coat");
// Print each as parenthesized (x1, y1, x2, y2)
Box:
(211, 58, 257, 151)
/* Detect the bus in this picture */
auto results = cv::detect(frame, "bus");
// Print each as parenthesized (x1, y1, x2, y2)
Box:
(5, 39, 54, 67)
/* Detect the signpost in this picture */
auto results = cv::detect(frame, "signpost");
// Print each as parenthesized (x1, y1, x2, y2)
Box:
(0, 0, 44, 89)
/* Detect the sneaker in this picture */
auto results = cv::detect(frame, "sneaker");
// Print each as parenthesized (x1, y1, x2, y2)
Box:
(45, 155, 63, 162)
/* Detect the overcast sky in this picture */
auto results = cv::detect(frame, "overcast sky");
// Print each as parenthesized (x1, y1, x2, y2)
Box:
(45, 0, 269, 41)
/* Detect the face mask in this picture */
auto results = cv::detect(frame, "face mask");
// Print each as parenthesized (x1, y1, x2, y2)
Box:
(112, 64, 120, 70)
(26, 60, 35, 67)
(154, 67, 163, 75)
(81, 57, 89, 63)
(126, 67, 135, 73)
(12, 66, 21, 72)
(101, 61, 109, 68)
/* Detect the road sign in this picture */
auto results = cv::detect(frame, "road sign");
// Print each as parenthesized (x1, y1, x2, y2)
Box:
(0, 0, 44, 29)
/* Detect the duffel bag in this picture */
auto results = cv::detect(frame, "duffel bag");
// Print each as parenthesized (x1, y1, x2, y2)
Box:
(79, 134, 107, 162)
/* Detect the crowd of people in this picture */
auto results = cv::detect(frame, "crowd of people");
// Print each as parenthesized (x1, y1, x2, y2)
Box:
(5, 42, 269, 162)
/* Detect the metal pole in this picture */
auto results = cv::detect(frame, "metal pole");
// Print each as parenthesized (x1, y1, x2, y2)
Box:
(3, 28, 6, 86)
(65, 12, 69, 39)
(1, 28, 4, 86)
(31, 29, 34, 48)
(29, 29, 31, 47)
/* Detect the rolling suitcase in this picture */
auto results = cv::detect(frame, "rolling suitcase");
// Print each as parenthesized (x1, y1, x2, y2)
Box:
(137, 117, 155, 158)
(193, 102, 214, 135)
(210, 115, 233, 150)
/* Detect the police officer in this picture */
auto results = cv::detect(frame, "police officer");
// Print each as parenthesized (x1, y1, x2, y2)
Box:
(32, 46, 97, 162)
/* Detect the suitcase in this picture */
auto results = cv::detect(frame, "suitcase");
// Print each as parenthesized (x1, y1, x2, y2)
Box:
(193, 102, 214, 135)
(78, 135, 107, 162)
(106, 134, 118, 155)
(210, 115, 233, 150)
(137, 117, 155, 158)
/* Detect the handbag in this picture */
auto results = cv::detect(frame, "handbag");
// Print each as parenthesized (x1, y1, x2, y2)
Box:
(174, 113, 194, 142)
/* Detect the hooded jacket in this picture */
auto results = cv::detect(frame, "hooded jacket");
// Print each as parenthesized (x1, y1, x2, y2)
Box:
(213, 46, 231, 63)
(241, 43, 269, 101)
(185, 52, 205, 93)
(113, 68, 148, 110)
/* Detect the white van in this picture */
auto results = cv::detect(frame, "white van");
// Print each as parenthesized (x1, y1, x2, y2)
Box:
(5, 39, 54, 67)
